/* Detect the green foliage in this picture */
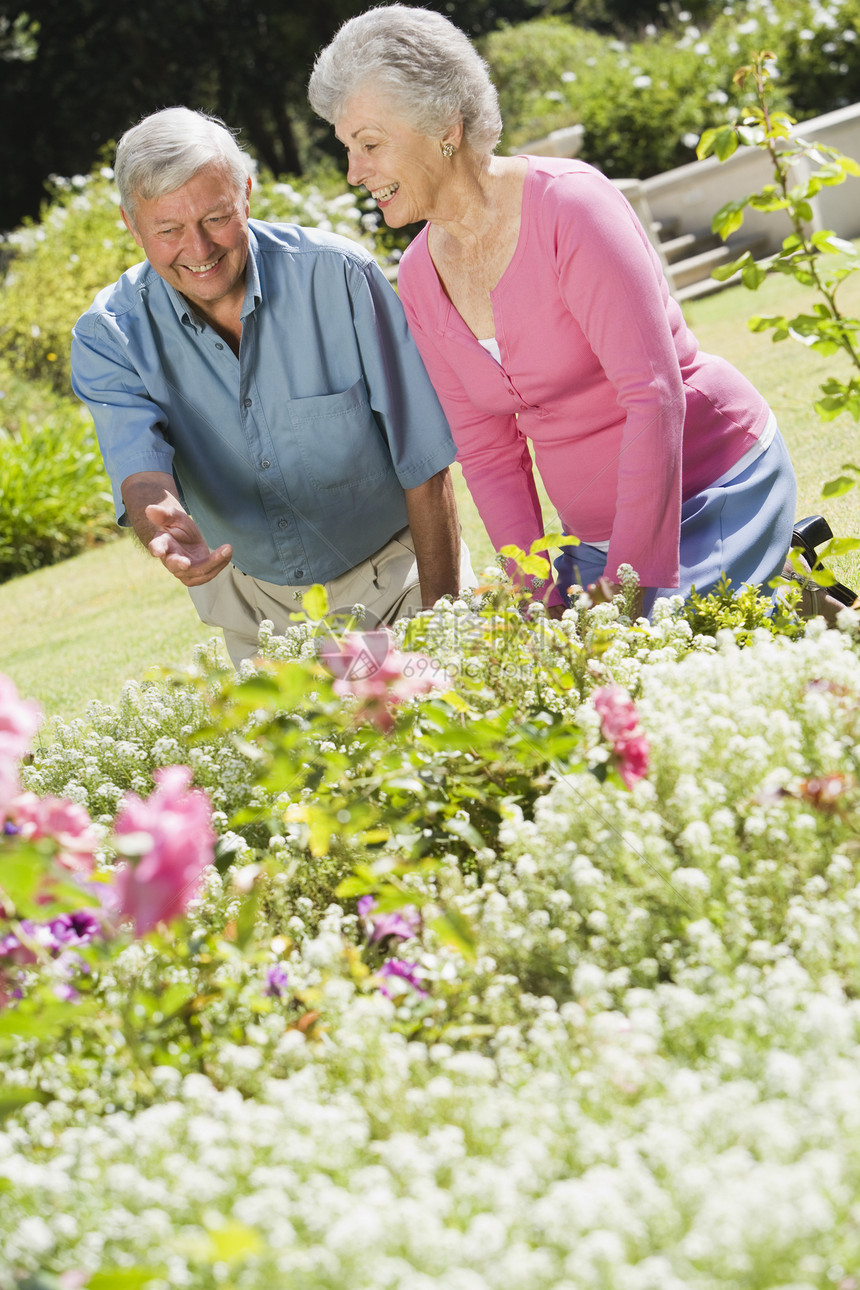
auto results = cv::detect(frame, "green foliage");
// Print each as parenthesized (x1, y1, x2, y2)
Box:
(0, 404, 116, 581)
(698, 50, 860, 512)
(684, 572, 806, 644)
(483, 2, 860, 181)
(480, 19, 607, 149)
(209, 596, 591, 875)
(482, 14, 769, 178)
(767, 0, 860, 121)
(0, 168, 140, 394)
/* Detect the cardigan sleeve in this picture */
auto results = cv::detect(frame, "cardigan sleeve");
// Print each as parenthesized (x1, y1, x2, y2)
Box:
(539, 168, 686, 588)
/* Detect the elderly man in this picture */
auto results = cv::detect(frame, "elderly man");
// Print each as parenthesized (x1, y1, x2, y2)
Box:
(71, 107, 470, 666)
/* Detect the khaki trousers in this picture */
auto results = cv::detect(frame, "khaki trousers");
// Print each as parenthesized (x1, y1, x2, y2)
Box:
(188, 525, 475, 667)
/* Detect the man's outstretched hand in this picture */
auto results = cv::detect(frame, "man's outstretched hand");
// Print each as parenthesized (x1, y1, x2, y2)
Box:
(121, 471, 232, 587)
(145, 500, 233, 586)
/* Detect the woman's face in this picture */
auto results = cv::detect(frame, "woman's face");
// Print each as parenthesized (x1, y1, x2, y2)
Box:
(334, 89, 453, 227)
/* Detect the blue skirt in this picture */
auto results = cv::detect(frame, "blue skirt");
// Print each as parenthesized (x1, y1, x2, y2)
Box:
(554, 428, 797, 612)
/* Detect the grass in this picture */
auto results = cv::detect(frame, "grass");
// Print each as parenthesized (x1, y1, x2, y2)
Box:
(1, 537, 222, 730)
(2, 267, 859, 726)
(684, 266, 860, 571)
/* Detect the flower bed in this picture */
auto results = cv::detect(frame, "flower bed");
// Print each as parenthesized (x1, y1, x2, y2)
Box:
(2, 582, 860, 1287)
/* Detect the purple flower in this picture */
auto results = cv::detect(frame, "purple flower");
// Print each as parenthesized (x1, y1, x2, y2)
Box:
(377, 959, 428, 999)
(0, 908, 103, 966)
(358, 895, 421, 943)
(49, 909, 102, 947)
(0, 920, 45, 964)
(356, 895, 376, 920)
(263, 963, 290, 999)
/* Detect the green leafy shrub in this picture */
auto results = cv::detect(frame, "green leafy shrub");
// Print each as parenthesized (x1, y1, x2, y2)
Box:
(0, 403, 115, 580)
(481, 0, 860, 180)
(753, 0, 860, 119)
(482, 16, 764, 177)
(479, 19, 607, 148)
(698, 48, 860, 568)
(0, 168, 140, 395)
(684, 572, 806, 643)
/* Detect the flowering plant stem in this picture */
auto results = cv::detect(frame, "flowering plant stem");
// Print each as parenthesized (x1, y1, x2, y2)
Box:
(698, 51, 860, 422)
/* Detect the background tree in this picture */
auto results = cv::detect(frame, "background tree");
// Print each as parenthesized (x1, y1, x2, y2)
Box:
(0, 0, 558, 232)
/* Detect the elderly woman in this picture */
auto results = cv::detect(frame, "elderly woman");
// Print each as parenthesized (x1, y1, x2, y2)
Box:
(309, 5, 830, 618)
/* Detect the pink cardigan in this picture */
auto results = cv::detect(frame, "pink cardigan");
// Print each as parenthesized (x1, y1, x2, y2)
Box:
(398, 156, 770, 593)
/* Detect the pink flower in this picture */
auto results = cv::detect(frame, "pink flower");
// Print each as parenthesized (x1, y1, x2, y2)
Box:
(614, 732, 650, 789)
(113, 766, 215, 937)
(593, 685, 639, 741)
(593, 685, 650, 789)
(0, 675, 42, 815)
(10, 792, 99, 874)
(0, 674, 42, 760)
(320, 631, 445, 731)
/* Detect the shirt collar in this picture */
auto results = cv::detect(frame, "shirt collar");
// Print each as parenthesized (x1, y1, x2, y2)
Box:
(241, 226, 262, 318)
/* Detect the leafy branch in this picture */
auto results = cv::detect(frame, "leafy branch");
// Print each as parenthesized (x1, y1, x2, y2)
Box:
(697, 50, 860, 425)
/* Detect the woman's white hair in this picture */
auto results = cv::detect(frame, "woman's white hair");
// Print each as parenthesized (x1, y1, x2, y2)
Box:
(308, 4, 502, 156)
(115, 107, 253, 222)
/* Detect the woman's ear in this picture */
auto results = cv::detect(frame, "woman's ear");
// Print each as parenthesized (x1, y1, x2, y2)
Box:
(442, 119, 464, 152)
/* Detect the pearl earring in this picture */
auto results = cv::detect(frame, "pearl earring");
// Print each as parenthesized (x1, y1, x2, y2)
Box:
(440, 142, 456, 159)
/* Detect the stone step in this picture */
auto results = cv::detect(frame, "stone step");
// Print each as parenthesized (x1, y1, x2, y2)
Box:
(652, 215, 680, 241)
(659, 229, 705, 262)
(668, 233, 768, 291)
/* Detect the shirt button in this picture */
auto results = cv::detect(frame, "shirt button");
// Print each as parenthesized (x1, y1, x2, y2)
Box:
(215, 342, 224, 350)
(294, 569, 304, 578)
(243, 397, 252, 408)
(261, 459, 271, 469)
(277, 518, 288, 528)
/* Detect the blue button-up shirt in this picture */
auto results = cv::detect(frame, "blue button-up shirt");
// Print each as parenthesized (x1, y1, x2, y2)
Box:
(71, 221, 456, 584)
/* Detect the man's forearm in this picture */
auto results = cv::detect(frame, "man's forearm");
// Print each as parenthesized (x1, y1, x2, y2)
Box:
(404, 468, 461, 606)
(121, 471, 185, 547)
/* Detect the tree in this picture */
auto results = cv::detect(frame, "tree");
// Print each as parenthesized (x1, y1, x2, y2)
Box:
(1, 0, 673, 233)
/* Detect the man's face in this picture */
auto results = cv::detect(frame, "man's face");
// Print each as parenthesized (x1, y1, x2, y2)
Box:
(123, 165, 251, 319)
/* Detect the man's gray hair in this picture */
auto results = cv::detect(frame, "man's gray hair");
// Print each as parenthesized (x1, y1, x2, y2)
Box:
(308, 5, 502, 156)
(115, 107, 253, 221)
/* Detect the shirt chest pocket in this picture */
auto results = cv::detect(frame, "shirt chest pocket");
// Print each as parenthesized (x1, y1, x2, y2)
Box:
(290, 379, 396, 492)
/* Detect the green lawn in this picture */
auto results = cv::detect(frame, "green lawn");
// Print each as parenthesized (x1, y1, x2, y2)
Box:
(1, 537, 222, 729)
(3, 269, 859, 726)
